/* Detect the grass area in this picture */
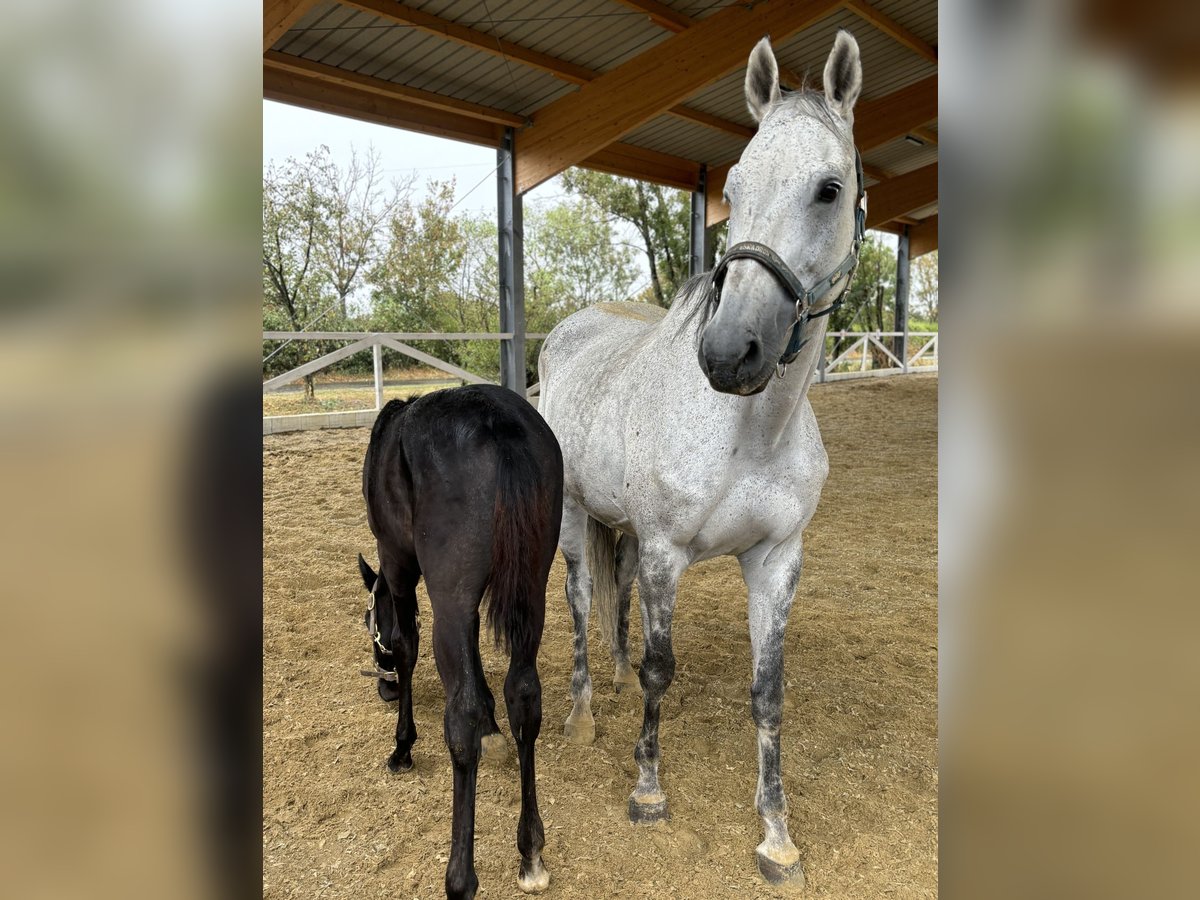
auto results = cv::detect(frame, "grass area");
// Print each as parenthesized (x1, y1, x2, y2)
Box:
(262, 379, 461, 417)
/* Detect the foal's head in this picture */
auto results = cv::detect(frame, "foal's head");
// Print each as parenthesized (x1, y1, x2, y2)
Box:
(357, 554, 400, 702)
(699, 31, 864, 395)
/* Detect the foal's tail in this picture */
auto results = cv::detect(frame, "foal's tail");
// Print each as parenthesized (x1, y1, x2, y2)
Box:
(486, 448, 552, 659)
(587, 517, 621, 649)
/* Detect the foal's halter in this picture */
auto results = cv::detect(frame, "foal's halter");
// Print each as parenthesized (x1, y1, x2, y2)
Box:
(360, 579, 398, 682)
(708, 148, 867, 375)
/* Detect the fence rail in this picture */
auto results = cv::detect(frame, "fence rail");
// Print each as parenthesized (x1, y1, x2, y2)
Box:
(263, 329, 937, 433)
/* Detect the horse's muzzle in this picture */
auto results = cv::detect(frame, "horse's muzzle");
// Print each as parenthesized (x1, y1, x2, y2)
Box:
(698, 329, 771, 395)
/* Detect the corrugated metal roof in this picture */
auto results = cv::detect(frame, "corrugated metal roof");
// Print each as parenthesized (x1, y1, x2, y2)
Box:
(268, 0, 937, 210)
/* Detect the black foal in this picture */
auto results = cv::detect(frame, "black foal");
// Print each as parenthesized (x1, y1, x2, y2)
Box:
(357, 385, 562, 899)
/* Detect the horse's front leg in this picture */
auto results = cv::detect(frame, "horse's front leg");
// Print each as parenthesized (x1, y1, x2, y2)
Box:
(628, 543, 687, 824)
(559, 498, 596, 745)
(739, 537, 806, 888)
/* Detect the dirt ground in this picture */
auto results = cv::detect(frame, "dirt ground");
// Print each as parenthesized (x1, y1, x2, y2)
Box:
(263, 374, 937, 899)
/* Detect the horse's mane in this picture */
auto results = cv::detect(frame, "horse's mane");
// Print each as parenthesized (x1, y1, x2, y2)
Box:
(775, 85, 854, 148)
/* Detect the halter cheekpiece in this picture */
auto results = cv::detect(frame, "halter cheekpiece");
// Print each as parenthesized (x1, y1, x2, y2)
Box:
(708, 148, 867, 375)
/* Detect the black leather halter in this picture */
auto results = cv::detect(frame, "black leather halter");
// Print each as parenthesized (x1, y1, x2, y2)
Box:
(708, 148, 867, 371)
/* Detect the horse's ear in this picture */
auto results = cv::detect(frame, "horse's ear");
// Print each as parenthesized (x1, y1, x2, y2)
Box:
(744, 36, 780, 124)
(823, 30, 862, 120)
(358, 553, 377, 591)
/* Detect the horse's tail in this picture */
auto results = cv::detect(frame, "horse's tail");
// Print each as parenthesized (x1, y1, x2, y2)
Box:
(587, 516, 621, 648)
(486, 447, 551, 659)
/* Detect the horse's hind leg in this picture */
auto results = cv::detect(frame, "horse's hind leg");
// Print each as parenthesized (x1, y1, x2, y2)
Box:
(504, 630, 549, 893)
(432, 606, 488, 900)
(559, 498, 596, 745)
(628, 543, 686, 825)
(739, 539, 806, 888)
(611, 533, 640, 693)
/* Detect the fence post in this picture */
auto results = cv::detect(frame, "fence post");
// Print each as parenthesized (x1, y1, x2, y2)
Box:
(818, 334, 827, 383)
(372, 341, 383, 410)
(497, 128, 526, 396)
(690, 165, 708, 278)
(895, 226, 910, 372)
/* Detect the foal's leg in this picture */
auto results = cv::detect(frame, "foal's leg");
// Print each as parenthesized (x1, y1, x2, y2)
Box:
(380, 560, 421, 772)
(628, 543, 687, 824)
(431, 607, 489, 900)
(559, 498, 596, 744)
(739, 539, 806, 887)
(504, 635, 549, 893)
(611, 533, 641, 693)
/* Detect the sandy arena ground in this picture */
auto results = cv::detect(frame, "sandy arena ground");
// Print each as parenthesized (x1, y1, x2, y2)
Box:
(263, 374, 937, 899)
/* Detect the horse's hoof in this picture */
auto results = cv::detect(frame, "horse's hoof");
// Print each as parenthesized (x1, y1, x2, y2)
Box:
(517, 857, 550, 894)
(628, 793, 669, 825)
(563, 711, 595, 745)
(756, 848, 806, 888)
(378, 679, 401, 702)
(613, 664, 640, 693)
(386, 751, 412, 773)
(481, 731, 508, 763)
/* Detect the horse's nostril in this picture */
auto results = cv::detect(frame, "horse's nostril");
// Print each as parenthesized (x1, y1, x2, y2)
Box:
(742, 340, 762, 370)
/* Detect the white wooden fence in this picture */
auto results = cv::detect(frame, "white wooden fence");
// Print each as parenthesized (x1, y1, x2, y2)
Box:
(263, 329, 937, 433)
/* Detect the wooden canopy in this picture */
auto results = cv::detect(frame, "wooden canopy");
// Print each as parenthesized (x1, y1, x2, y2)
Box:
(264, 0, 937, 254)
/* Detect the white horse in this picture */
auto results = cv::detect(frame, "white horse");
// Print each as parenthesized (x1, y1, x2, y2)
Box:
(538, 32, 866, 887)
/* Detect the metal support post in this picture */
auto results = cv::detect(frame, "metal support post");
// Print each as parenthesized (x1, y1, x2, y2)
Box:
(895, 226, 910, 371)
(372, 341, 383, 410)
(497, 128, 526, 395)
(689, 165, 708, 277)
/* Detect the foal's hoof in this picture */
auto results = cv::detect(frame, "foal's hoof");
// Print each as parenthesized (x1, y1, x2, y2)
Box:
(563, 711, 595, 746)
(613, 663, 640, 693)
(756, 848, 806, 889)
(481, 731, 508, 763)
(628, 793, 669, 825)
(517, 857, 550, 894)
(386, 750, 412, 773)
(377, 679, 400, 703)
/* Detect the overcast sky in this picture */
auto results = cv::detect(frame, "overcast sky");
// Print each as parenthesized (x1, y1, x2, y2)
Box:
(263, 99, 573, 221)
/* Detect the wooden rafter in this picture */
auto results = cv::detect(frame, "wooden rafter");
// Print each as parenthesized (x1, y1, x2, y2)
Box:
(908, 215, 938, 257)
(865, 163, 937, 229)
(264, 0, 319, 52)
(337, 0, 754, 145)
(263, 63, 700, 192)
(264, 51, 524, 128)
(840, 0, 938, 64)
(516, 0, 843, 193)
(610, 0, 693, 32)
(853, 75, 937, 153)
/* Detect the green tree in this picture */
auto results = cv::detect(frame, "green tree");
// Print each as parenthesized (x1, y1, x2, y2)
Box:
(262, 149, 337, 399)
(561, 169, 689, 307)
(911, 250, 938, 323)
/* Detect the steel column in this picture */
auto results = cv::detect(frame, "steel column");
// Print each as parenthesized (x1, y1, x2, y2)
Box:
(894, 226, 910, 370)
(689, 165, 708, 277)
(497, 128, 526, 395)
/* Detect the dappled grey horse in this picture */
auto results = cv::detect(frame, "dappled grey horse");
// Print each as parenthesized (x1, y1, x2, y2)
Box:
(538, 32, 868, 887)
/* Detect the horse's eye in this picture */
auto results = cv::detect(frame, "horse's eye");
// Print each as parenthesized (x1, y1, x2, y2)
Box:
(818, 182, 842, 204)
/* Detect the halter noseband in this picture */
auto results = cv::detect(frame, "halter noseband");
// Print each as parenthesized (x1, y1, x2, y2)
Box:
(708, 147, 867, 374)
(359, 578, 399, 682)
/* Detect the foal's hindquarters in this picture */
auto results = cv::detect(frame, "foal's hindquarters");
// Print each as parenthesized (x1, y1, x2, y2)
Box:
(360, 387, 562, 899)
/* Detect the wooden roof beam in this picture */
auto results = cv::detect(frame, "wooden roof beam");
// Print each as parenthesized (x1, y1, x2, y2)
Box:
(840, 0, 938, 65)
(908, 215, 938, 257)
(339, 0, 756, 144)
(865, 163, 937, 229)
(853, 75, 937, 152)
(910, 125, 938, 145)
(263, 64, 700, 192)
(516, 0, 843, 193)
(264, 51, 525, 128)
(264, 0, 319, 52)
